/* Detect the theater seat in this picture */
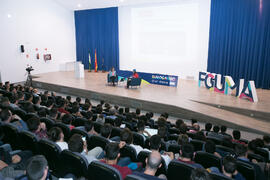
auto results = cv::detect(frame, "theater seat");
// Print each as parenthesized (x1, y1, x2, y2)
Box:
(87, 135, 109, 150)
(236, 160, 255, 180)
(120, 144, 137, 162)
(216, 145, 236, 157)
(2, 124, 20, 150)
(133, 132, 145, 147)
(168, 144, 181, 154)
(194, 151, 222, 170)
(125, 174, 147, 180)
(190, 139, 205, 151)
(38, 139, 61, 174)
(19, 130, 39, 154)
(59, 150, 88, 178)
(13, 109, 27, 121)
(248, 153, 265, 163)
(88, 161, 122, 180)
(111, 127, 123, 138)
(93, 121, 103, 133)
(206, 136, 223, 145)
(40, 117, 55, 130)
(167, 160, 195, 180)
(70, 128, 89, 139)
(53, 123, 71, 141)
(210, 172, 233, 180)
(168, 128, 180, 135)
(72, 117, 88, 127)
(25, 113, 39, 121)
(254, 148, 269, 162)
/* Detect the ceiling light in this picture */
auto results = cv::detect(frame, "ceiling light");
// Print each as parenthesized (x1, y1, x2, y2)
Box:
(77, 4, 81, 8)
(7, 14, 12, 18)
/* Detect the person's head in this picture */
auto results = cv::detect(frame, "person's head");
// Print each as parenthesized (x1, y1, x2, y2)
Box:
(248, 139, 264, 152)
(105, 142, 120, 162)
(85, 121, 94, 132)
(191, 119, 197, 125)
(149, 135, 161, 151)
(84, 111, 93, 120)
(48, 127, 64, 142)
(114, 118, 122, 127)
(157, 117, 167, 128)
(26, 155, 48, 180)
(177, 134, 189, 145)
(46, 99, 54, 108)
(176, 119, 184, 129)
(137, 120, 145, 132)
(190, 168, 211, 180)
(205, 123, 212, 132)
(17, 91, 24, 100)
(222, 156, 237, 176)
(49, 108, 58, 119)
(179, 123, 188, 134)
(125, 107, 130, 114)
(38, 108, 47, 117)
(120, 128, 133, 144)
(111, 67, 115, 71)
(263, 135, 270, 145)
(62, 114, 74, 125)
(213, 125, 220, 133)
(133, 69, 136, 74)
(9, 93, 18, 104)
(194, 131, 206, 141)
(33, 96, 41, 105)
(235, 144, 247, 157)
(58, 99, 66, 108)
(180, 143, 194, 159)
(24, 102, 35, 113)
(221, 125, 227, 133)
(233, 130, 241, 140)
(135, 108, 141, 115)
(27, 117, 41, 132)
(66, 96, 71, 102)
(68, 134, 84, 153)
(100, 123, 112, 138)
(204, 140, 216, 154)
(72, 104, 80, 114)
(161, 112, 169, 119)
(146, 151, 162, 171)
(83, 103, 91, 111)
(25, 93, 33, 102)
(192, 123, 200, 131)
(158, 126, 167, 139)
(85, 98, 91, 104)
(118, 108, 124, 114)
(0, 108, 12, 122)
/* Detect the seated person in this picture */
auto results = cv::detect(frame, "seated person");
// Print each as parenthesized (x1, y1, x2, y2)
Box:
(137, 120, 151, 141)
(207, 125, 224, 140)
(127, 69, 139, 88)
(102, 142, 132, 179)
(0, 108, 28, 131)
(178, 143, 203, 168)
(27, 117, 48, 139)
(232, 130, 246, 145)
(132, 151, 165, 180)
(48, 127, 68, 151)
(68, 134, 103, 164)
(84, 121, 99, 136)
(190, 168, 211, 180)
(204, 140, 222, 158)
(222, 156, 245, 180)
(100, 123, 119, 142)
(61, 114, 75, 130)
(108, 67, 117, 86)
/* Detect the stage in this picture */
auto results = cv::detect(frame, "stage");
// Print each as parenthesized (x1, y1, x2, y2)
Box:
(32, 71, 270, 135)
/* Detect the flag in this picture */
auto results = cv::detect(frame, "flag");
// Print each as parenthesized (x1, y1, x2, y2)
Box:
(88, 51, 91, 71)
(95, 49, 98, 72)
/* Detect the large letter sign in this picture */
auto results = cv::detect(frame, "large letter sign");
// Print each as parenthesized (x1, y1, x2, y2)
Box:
(198, 72, 258, 102)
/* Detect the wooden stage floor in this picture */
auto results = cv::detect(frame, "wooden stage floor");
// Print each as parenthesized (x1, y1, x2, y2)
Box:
(32, 71, 270, 135)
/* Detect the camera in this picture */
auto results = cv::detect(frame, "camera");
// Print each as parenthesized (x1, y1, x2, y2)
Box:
(26, 65, 34, 74)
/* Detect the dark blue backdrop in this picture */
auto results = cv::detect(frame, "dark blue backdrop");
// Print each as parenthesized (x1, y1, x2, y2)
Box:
(207, 0, 270, 89)
(74, 7, 119, 71)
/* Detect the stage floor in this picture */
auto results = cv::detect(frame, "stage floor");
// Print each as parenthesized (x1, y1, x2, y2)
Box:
(32, 71, 270, 135)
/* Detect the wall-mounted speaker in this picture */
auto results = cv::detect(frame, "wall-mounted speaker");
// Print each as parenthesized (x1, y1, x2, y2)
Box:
(20, 45, 24, 53)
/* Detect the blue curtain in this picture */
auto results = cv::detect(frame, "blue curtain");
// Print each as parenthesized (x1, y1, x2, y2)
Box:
(207, 0, 270, 89)
(74, 7, 119, 71)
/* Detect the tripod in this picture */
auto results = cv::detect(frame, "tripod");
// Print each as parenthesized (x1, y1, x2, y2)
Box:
(25, 72, 32, 87)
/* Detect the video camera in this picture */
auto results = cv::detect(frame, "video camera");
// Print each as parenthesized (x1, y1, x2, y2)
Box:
(26, 65, 34, 74)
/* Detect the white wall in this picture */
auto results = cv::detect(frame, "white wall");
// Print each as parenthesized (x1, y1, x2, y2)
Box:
(119, 0, 211, 79)
(0, 0, 76, 83)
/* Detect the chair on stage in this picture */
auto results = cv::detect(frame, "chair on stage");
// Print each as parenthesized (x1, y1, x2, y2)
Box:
(129, 78, 142, 88)
(107, 74, 118, 85)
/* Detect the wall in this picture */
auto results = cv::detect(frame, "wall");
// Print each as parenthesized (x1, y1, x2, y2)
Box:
(0, 0, 76, 83)
(119, 0, 211, 79)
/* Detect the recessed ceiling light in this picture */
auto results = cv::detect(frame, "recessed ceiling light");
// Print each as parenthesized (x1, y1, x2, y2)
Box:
(77, 4, 81, 8)
(119, 0, 124, 2)
(7, 14, 12, 18)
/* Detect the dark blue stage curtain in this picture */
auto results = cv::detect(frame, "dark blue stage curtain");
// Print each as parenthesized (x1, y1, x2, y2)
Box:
(207, 0, 270, 89)
(74, 7, 119, 71)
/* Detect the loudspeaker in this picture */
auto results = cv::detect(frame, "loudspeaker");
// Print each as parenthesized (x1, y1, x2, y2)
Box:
(20, 45, 24, 53)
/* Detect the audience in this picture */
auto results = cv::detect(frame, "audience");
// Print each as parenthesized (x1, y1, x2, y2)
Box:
(27, 117, 48, 139)
(178, 143, 203, 168)
(48, 127, 68, 151)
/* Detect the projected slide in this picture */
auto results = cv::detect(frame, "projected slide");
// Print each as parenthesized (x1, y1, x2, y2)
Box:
(119, 0, 211, 79)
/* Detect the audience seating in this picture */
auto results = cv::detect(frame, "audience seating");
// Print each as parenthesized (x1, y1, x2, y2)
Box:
(13, 109, 27, 121)
(190, 139, 205, 151)
(25, 113, 39, 121)
(216, 145, 236, 157)
(1, 123, 20, 150)
(168, 134, 179, 141)
(206, 136, 223, 145)
(40, 117, 55, 130)
(248, 153, 265, 162)
(72, 117, 88, 127)
(70, 128, 88, 138)
(88, 161, 122, 180)
(236, 160, 255, 180)
(111, 127, 123, 138)
(87, 135, 109, 150)
(133, 132, 145, 147)
(107, 74, 119, 85)
(167, 160, 195, 180)
(210, 172, 233, 180)
(168, 144, 181, 154)
(58, 150, 88, 178)
(120, 144, 137, 162)
(254, 148, 269, 162)
(93, 121, 103, 133)
(38, 139, 62, 174)
(19, 130, 39, 154)
(125, 174, 147, 180)
(53, 123, 71, 141)
(194, 151, 222, 171)
(168, 128, 180, 135)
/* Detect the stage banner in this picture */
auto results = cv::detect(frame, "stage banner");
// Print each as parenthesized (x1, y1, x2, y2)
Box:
(117, 70, 178, 87)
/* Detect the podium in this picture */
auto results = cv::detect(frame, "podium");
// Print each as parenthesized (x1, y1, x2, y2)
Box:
(75, 61, 84, 79)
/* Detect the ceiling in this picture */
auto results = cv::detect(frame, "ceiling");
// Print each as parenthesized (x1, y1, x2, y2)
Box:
(54, 0, 180, 10)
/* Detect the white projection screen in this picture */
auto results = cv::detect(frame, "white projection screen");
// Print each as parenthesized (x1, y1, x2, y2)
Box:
(118, 0, 211, 79)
